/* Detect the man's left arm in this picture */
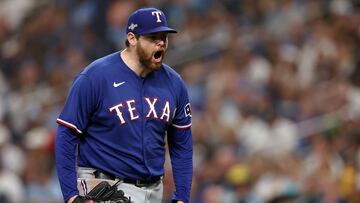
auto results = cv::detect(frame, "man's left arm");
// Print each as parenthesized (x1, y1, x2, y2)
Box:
(167, 126, 193, 203)
(167, 74, 193, 203)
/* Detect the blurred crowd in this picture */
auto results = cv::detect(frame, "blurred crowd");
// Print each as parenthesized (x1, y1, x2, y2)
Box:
(0, 0, 359, 202)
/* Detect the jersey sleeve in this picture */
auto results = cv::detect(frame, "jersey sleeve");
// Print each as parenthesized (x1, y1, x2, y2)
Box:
(55, 125, 80, 202)
(56, 74, 98, 134)
(167, 126, 193, 203)
(171, 80, 192, 129)
(168, 78, 193, 203)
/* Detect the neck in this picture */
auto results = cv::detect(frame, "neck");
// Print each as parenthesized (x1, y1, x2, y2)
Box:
(121, 48, 152, 78)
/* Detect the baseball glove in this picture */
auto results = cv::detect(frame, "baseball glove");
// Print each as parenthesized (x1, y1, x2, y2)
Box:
(73, 180, 131, 203)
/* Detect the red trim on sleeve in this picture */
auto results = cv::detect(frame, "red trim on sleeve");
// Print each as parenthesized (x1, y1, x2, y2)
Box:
(172, 123, 192, 129)
(56, 119, 83, 134)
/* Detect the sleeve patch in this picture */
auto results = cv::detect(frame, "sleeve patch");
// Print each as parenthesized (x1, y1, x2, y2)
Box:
(184, 103, 192, 118)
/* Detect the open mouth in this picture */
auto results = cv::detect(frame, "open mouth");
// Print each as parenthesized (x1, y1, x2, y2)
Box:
(153, 50, 164, 62)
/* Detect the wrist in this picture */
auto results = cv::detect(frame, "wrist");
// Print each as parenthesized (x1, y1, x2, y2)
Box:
(67, 195, 78, 203)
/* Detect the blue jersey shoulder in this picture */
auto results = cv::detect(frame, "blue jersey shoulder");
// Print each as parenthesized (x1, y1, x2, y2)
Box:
(81, 52, 120, 77)
(161, 64, 185, 86)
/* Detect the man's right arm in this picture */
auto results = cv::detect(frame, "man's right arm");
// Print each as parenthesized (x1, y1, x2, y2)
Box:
(55, 124, 80, 202)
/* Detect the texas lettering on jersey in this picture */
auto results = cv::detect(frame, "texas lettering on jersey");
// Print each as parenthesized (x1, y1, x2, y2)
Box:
(109, 97, 171, 124)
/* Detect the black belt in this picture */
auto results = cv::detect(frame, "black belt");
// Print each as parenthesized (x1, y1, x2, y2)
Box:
(93, 170, 161, 188)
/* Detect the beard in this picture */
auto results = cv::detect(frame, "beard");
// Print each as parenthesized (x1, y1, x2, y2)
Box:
(136, 42, 165, 71)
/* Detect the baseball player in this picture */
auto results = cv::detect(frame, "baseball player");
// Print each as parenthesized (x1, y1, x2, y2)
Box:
(55, 8, 193, 203)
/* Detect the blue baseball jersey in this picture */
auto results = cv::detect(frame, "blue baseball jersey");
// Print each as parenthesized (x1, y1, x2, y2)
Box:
(55, 52, 193, 202)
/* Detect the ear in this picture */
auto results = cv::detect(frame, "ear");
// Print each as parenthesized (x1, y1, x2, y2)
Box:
(127, 32, 138, 46)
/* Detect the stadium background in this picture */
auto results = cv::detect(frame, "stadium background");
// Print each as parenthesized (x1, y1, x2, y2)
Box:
(0, 0, 359, 202)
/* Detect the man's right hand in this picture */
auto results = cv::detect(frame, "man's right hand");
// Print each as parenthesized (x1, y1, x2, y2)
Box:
(67, 195, 78, 203)
(68, 195, 94, 203)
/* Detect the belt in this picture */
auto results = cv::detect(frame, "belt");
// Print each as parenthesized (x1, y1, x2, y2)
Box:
(93, 170, 161, 188)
